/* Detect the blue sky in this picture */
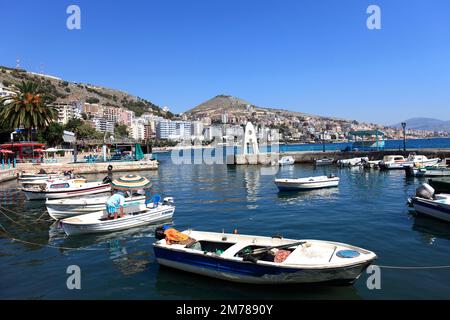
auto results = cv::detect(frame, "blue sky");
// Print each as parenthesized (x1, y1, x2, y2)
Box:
(1, 0, 449, 124)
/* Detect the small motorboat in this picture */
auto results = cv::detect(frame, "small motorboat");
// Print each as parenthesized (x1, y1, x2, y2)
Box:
(274, 175, 339, 191)
(278, 156, 295, 166)
(337, 157, 368, 167)
(60, 174, 175, 235)
(60, 200, 175, 236)
(362, 159, 381, 169)
(46, 195, 146, 220)
(21, 177, 111, 200)
(413, 159, 450, 177)
(409, 183, 450, 223)
(380, 154, 440, 170)
(46, 174, 152, 220)
(314, 157, 334, 166)
(153, 229, 377, 285)
(379, 155, 408, 170)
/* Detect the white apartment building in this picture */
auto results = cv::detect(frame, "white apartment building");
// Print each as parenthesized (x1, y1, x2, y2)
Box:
(131, 122, 145, 141)
(91, 117, 115, 134)
(50, 102, 82, 125)
(156, 120, 192, 140)
(191, 121, 204, 138)
(0, 86, 17, 103)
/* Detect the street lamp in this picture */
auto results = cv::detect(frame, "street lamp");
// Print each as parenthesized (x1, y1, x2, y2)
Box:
(401, 122, 406, 151)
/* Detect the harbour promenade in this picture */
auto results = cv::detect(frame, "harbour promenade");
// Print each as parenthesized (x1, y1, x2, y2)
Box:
(233, 148, 450, 165)
(0, 159, 158, 182)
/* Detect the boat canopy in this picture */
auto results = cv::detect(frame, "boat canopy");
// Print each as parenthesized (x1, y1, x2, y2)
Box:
(111, 174, 152, 190)
(347, 130, 385, 151)
(348, 130, 385, 137)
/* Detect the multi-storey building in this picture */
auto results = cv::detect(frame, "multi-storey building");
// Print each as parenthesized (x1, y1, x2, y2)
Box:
(90, 117, 115, 134)
(50, 102, 82, 125)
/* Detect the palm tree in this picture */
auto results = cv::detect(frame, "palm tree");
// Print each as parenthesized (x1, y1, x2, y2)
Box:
(0, 81, 57, 141)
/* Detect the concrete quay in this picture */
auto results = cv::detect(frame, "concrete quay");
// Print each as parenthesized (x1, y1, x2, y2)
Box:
(14, 160, 158, 176)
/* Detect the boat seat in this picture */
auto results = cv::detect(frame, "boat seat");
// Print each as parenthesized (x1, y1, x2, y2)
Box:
(282, 243, 336, 265)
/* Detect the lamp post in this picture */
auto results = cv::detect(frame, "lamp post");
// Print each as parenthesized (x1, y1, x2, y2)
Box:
(401, 122, 406, 151)
(322, 130, 326, 153)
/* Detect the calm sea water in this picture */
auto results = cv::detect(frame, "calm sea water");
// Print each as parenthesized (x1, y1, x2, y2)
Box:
(2, 140, 450, 299)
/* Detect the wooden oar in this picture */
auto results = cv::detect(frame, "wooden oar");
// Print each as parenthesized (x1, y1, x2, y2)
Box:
(240, 241, 306, 262)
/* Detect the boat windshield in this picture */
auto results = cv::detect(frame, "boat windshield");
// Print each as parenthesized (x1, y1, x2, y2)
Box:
(50, 183, 70, 189)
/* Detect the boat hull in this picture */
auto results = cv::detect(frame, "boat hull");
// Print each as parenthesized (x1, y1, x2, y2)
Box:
(61, 206, 174, 235)
(412, 197, 450, 223)
(22, 184, 111, 200)
(275, 178, 339, 191)
(46, 197, 146, 220)
(154, 246, 373, 285)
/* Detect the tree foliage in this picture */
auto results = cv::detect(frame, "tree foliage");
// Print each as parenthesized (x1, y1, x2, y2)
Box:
(0, 81, 57, 140)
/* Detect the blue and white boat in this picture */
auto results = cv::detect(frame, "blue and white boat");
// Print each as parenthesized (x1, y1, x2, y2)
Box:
(153, 229, 377, 285)
(409, 183, 450, 223)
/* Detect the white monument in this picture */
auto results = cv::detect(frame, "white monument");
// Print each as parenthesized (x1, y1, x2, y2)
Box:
(243, 122, 259, 155)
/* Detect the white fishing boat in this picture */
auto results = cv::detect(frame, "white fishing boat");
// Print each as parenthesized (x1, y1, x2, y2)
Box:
(46, 195, 146, 220)
(18, 171, 73, 183)
(380, 154, 440, 170)
(362, 159, 381, 169)
(59, 174, 175, 235)
(409, 183, 450, 223)
(406, 154, 440, 168)
(21, 178, 111, 200)
(314, 157, 334, 166)
(278, 156, 295, 166)
(274, 175, 339, 191)
(336, 157, 368, 167)
(60, 200, 175, 235)
(379, 155, 407, 170)
(153, 229, 377, 285)
(414, 158, 450, 177)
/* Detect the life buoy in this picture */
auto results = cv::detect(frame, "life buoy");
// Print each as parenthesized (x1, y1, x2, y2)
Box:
(107, 165, 113, 171)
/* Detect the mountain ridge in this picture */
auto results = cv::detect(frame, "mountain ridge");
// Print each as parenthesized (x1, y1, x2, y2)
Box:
(391, 118, 450, 132)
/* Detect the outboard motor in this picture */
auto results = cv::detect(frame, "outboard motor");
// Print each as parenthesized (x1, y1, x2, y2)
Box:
(163, 197, 175, 206)
(416, 183, 435, 200)
(102, 176, 112, 184)
(155, 225, 169, 240)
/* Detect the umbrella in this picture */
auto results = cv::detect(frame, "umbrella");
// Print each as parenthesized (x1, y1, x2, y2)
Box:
(112, 175, 152, 190)
(0, 149, 14, 154)
(45, 148, 58, 152)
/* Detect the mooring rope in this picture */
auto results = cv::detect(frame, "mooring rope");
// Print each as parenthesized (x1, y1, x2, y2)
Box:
(377, 264, 450, 270)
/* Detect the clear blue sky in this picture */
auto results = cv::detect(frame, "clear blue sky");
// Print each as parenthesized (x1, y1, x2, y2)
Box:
(1, 0, 449, 124)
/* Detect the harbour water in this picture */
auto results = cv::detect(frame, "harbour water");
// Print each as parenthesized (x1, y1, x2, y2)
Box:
(2, 146, 450, 299)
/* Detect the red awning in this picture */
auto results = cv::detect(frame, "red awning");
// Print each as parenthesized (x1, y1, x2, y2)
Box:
(34, 149, 45, 152)
(0, 149, 14, 154)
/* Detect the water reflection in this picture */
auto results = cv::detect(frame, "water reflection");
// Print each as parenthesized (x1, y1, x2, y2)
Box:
(155, 265, 362, 300)
(412, 216, 450, 245)
(277, 187, 339, 204)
